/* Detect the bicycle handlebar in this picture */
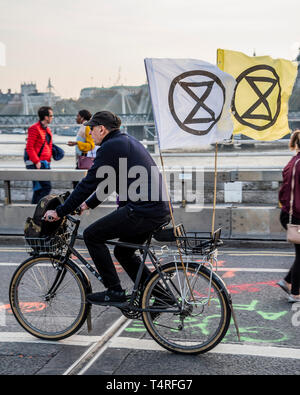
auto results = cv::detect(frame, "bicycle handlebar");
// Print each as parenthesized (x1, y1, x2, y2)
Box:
(42, 206, 82, 223)
(67, 207, 81, 225)
(72, 207, 82, 216)
(66, 214, 80, 225)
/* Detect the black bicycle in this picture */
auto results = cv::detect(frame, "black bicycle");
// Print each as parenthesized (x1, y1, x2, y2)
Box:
(9, 214, 233, 355)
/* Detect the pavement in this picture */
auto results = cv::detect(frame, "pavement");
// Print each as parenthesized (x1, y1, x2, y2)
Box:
(0, 243, 299, 376)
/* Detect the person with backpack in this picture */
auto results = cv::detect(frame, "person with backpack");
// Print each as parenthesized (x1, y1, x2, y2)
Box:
(43, 110, 170, 305)
(25, 106, 53, 204)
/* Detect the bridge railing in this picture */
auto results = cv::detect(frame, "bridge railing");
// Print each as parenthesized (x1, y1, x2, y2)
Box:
(0, 168, 287, 239)
(0, 167, 283, 204)
(0, 113, 155, 127)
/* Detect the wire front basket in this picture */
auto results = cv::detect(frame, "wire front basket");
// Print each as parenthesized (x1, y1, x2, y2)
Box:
(25, 233, 70, 255)
(174, 224, 222, 255)
(24, 221, 74, 257)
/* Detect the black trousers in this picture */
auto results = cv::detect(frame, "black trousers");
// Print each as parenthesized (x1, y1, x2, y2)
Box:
(31, 181, 51, 204)
(83, 206, 170, 289)
(280, 210, 300, 295)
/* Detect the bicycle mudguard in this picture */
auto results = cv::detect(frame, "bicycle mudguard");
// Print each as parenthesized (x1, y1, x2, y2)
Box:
(144, 261, 230, 302)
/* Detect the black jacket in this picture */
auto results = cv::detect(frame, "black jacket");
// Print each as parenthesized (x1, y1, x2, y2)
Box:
(56, 130, 170, 219)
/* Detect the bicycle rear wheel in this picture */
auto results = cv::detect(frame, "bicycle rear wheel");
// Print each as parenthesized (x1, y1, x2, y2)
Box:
(142, 262, 231, 354)
(9, 256, 90, 341)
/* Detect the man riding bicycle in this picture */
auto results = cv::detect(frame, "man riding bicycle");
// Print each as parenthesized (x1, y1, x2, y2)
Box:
(44, 111, 170, 305)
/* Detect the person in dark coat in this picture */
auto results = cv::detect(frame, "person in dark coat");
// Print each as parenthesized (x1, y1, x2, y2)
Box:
(44, 111, 170, 305)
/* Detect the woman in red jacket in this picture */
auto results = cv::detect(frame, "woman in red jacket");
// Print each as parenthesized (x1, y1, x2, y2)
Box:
(25, 106, 53, 204)
(278, 130, 300, 302)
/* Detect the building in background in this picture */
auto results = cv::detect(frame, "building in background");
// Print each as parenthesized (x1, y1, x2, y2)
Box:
(0, 80, 60, 115)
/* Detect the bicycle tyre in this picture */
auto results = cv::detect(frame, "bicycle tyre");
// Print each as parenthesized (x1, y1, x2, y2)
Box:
(142, 262, 231, 354)
(9, 256, 91, 341)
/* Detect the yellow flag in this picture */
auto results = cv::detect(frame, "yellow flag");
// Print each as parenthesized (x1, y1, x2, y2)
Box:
(217, 49, 297, 141)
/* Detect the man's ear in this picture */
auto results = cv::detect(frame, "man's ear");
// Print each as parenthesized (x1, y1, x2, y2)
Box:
(100, 126, 108, 137)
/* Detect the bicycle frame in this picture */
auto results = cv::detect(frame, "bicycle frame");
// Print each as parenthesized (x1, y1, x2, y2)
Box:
(62, 215, 182, 314)
(16, 216, 238, 349)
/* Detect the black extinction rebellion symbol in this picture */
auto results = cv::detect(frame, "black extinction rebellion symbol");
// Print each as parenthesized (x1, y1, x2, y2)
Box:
(168, 70, 226, 136)
(232, 65, 281, 131)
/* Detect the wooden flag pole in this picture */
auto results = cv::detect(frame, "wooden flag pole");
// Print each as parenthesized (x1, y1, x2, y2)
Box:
(211, 141, 241, 341)
(211, 142, 218, 236)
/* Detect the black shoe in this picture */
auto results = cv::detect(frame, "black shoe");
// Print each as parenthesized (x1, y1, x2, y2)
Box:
(87, 289, 127, 306)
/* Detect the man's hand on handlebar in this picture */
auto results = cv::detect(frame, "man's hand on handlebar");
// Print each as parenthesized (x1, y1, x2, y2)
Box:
(43, 210, 60, 222)
(79, 202, 89, 214)
(43, 202, 89, 221)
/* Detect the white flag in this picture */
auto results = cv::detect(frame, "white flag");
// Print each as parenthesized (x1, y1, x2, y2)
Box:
(145, 58, 236, 150)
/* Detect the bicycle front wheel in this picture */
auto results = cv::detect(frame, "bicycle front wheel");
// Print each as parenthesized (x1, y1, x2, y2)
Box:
(9, 256, 90, 341)
(142, 262, 231, 354)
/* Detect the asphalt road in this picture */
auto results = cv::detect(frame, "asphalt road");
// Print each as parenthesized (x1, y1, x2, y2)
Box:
(0, 242, 299, 377)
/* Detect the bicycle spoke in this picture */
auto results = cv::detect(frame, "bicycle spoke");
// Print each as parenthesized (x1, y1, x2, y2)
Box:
(10, 257, 88, 340)
(142, 262, 231, 354)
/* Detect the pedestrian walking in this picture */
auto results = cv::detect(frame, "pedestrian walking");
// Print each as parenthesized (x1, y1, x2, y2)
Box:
(278, 130, 300, 302)
(25, 106, 53, 204)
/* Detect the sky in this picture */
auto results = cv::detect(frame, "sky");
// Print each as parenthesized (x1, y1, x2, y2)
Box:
(0, 0, 299, 99)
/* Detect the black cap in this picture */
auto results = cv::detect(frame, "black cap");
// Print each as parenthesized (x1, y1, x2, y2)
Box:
(85, 111, 121, 130)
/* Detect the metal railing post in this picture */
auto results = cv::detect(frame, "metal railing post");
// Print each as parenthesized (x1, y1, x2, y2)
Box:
(4, 180, 11, 204)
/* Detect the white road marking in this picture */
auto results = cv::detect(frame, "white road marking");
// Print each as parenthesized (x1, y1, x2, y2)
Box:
(216, 268, 288, 273)
(0, 248, 294, 256)
(109, 337, 300, 360)
(0, 262, 289, 272)
(0, 248, 87, 253)
(227, 253, 293, 256)
(222, 251, 293, 255)
(1, 330, 299, 362)
(0, 332, 102, 346)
